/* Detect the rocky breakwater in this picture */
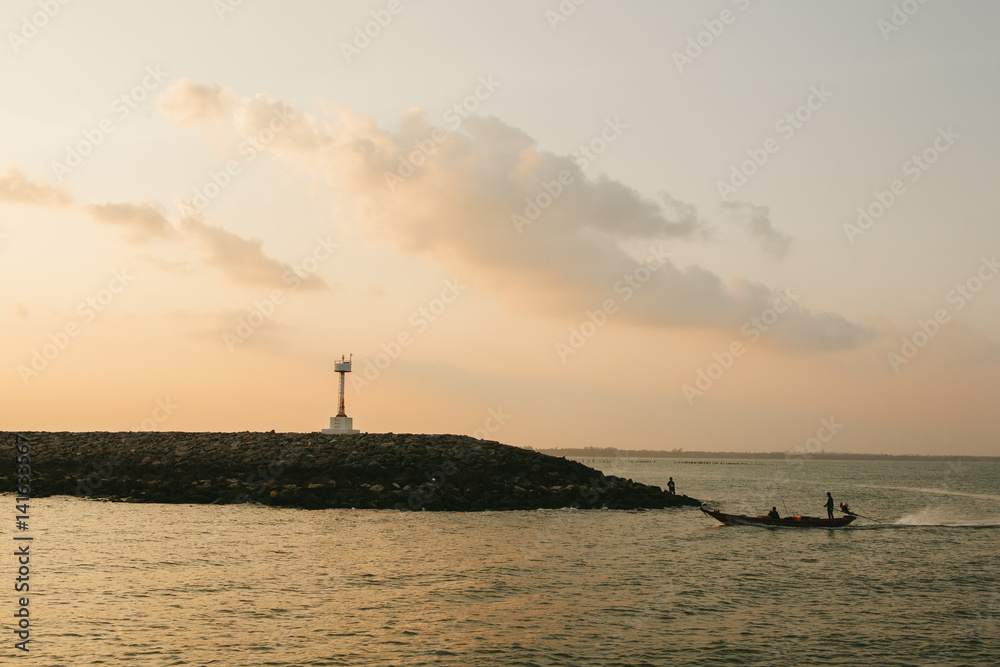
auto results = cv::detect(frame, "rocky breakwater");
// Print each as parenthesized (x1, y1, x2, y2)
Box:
(2, 431, 702, 511)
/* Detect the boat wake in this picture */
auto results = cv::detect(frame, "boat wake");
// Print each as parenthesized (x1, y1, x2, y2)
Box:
(893, 506, 1000, 527)
(856, 484, 1000, 502)
(845, 506, 1000, 529)
(847, 522, 1000, 530)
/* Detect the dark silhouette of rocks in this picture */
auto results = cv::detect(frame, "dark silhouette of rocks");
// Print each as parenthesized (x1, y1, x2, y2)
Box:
(3, 431, 701, 511)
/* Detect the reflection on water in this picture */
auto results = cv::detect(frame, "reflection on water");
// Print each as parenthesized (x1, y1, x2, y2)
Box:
(7, 459, 1000, 665)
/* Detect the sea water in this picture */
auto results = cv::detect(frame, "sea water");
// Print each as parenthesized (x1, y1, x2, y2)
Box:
(6, 458, 999, 665)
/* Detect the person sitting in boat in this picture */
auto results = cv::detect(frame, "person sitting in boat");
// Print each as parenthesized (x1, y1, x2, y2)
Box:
(767, 507, 780, 519)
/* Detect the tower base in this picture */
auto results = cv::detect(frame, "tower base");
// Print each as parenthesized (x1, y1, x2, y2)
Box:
(322, 415, 359, 435)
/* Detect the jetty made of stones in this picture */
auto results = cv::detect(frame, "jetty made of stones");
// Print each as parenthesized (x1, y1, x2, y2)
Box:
(3, 431, 702, 511)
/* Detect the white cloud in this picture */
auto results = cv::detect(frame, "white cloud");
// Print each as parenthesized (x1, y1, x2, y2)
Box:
(179, 208, 326, 291)
(159, 80, 876, 351)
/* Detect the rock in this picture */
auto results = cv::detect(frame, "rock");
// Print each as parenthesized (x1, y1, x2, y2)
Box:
(0, 431, 702, 512)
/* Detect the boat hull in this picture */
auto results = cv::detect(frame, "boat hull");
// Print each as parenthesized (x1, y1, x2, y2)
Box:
(700, 507, 856, 528)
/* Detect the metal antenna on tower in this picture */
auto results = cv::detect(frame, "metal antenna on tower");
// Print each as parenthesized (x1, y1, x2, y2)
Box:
(322, 354, 360, 434)
(335, 354, 351, 417)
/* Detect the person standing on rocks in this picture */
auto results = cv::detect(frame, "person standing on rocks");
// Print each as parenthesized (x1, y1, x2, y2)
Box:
(667, 477, 675, 495)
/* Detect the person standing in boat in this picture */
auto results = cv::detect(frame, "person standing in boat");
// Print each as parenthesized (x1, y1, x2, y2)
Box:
(825, 492, 834, 519)
(667, 478, 675, 495)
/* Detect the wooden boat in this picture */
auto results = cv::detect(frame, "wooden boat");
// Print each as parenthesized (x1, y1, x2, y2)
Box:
(700, 507, 856, 528)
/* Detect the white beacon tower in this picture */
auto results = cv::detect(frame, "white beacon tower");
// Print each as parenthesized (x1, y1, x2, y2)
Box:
(322, 354, 360, 434)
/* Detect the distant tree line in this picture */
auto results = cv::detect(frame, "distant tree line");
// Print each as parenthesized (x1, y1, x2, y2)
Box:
(535, 447, 999, 462)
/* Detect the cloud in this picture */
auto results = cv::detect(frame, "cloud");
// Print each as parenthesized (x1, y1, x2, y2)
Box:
(0, 162, 324, 293)
(83, 201, 177, 243)
(724, 201, 792, 260)
(158, 79, 323, 151)
(179, 208, 326, 291)
(160, 82, 875, 351)
(83, 200, 325, 291)
(0, 166, 72, 207)
(156, 79, 239, 125)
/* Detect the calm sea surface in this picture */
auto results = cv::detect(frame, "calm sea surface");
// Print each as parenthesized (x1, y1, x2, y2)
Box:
(7, 458, 999, 666)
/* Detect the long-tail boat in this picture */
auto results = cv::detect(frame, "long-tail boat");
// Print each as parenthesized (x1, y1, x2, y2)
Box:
(700, 506, 856, 528)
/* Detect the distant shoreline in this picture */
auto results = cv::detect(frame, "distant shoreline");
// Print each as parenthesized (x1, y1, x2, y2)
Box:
(539, 448, 1000, 462)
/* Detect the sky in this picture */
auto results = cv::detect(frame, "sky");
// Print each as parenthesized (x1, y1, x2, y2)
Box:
(2, 1, 999, 455)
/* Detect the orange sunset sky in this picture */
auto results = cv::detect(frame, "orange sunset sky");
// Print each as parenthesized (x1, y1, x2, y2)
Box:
(2, 2, 999, 455)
